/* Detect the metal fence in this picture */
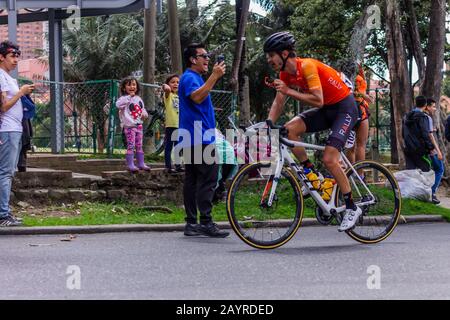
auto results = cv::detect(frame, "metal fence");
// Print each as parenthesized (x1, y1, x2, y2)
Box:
(23, 79, 236, 156)
(368, 88, 392, 153)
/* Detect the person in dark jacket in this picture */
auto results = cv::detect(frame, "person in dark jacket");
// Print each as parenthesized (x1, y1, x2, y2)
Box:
(402, 96, 434, 172)
(17, 117, 32, 172)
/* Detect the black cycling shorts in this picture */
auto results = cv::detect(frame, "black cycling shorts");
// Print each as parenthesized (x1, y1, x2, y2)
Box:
(299, 95, 359, 151)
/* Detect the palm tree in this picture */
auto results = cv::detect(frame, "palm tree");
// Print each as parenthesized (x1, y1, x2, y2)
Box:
(63, 14, 144, 152)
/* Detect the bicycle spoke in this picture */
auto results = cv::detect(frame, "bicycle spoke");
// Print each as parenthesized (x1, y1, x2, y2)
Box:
(227, 162, 303, 249)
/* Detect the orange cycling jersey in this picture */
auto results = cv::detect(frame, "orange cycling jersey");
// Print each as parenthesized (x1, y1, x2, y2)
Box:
(354, 74, 368, 103)
(279, 58, 351, 106)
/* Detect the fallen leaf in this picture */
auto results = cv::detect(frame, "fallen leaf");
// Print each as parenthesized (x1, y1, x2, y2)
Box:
(60, 235, 77, 242)
(29, 243, 54, 247)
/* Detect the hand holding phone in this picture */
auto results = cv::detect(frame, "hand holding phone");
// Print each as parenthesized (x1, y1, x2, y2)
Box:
(216, 54, 225, 64)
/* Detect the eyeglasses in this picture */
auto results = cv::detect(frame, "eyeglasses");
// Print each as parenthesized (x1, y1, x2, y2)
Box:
(6, 48, 21, 57)
(195, 53, 211, 60)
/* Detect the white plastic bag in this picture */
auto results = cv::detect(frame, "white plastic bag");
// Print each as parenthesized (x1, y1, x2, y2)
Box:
(393, 169, 434, 202)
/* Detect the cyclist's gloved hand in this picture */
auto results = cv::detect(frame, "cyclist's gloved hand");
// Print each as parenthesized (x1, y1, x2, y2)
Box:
(279, 126, 288, 137)
(265, 119, 288, 136)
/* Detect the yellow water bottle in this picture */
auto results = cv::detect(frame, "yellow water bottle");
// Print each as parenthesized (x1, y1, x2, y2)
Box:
(305, 169, 320, 190)
(321, 178, 335, 201)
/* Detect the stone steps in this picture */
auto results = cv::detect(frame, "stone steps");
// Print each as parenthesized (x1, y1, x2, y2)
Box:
(27, 154, 165, 175)
(13, 168, 103, 189)
(11, 168, 185, 206)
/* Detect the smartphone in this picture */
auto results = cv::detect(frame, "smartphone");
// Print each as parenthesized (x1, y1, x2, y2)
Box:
(216, 54, 225, 64)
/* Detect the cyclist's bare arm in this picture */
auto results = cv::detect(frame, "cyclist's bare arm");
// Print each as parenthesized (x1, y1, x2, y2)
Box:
(278, 84, 324, 108)
(268, 91, 287, 123)
(273, 60, 324, 108)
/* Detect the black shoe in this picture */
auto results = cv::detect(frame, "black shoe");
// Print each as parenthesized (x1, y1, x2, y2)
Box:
(184, 223, 201, 236)
(198, 222, 230, 238)
(166, 168, 177, 175)
(432, 194, 440, 205)
(175, 166, 185, 173)
(0, 216, 23, 227)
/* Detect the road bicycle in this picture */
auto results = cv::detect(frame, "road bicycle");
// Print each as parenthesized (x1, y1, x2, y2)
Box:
(226, 120, 402, 249)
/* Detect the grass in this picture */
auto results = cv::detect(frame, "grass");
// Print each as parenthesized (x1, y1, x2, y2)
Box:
(19, 195, 450, 227)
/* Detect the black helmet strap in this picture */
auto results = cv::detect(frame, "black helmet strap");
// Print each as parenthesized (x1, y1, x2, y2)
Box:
(277, 51, 290, 72)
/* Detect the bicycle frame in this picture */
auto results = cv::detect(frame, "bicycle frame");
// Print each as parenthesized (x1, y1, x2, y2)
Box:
(265, 137, 377, 217)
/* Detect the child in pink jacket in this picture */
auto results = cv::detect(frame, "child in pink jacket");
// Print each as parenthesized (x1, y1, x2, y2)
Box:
(116, 77, 150, 172)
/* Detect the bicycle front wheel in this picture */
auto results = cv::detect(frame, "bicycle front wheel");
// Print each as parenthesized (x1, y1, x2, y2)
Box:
(226, 162, 304, 249)
(336, 160, 402, 244)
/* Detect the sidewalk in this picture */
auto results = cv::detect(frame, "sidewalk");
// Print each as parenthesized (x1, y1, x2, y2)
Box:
(0, 215, 445, 236)
(3, 188, 449, 236)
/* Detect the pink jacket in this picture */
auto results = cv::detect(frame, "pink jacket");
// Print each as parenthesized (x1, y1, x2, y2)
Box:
(116, 95, 149, 128)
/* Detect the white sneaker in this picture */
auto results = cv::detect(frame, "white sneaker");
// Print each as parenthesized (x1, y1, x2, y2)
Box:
(338, 207, 362, 232)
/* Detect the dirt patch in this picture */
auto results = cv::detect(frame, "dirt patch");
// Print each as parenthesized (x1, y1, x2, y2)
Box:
(12, 205, 82, 218)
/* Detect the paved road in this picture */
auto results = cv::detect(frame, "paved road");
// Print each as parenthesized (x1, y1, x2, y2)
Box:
(1, 223, 450, 299)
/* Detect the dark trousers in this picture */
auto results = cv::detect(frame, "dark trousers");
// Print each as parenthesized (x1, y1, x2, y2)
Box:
(183, 145, 218, 225)
(18, 118, 32, 171)
(164, 127, 179, 169)
(405, 150, 431, 172)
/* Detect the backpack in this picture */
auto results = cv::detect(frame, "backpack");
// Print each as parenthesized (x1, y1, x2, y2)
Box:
(402, 110, 428, 155)
(445, 115, 450, 142)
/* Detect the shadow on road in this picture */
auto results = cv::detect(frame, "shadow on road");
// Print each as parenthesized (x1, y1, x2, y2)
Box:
(229, 241, 407, 255)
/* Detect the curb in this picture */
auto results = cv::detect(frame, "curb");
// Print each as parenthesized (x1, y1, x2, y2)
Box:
(0, 215, 446, 236)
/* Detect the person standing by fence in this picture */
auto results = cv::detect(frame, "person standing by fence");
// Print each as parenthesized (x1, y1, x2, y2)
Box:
(162, 74, 184, 174)
(0, 41, 34, 226)
(347, 64, 372, 171)
(116, 77, 151, 172)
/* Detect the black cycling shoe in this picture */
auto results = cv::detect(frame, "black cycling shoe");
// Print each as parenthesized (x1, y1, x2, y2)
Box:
(184, 223, 201, 236)
(198, 222, 230, 238)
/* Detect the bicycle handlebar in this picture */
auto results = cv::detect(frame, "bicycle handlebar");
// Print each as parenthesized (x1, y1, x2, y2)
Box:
(265, 120, 295, 148)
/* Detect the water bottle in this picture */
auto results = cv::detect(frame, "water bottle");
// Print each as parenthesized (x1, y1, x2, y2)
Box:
(321, 178, 336, 201)
(304, 168, 321, 190)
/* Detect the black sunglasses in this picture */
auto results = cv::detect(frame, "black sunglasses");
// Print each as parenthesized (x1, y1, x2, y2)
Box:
(195, 53, 211, 60)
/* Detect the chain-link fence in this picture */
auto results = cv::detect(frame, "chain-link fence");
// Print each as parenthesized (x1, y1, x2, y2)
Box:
(23, 79, 236, 156)
(21, 79, 114, 154)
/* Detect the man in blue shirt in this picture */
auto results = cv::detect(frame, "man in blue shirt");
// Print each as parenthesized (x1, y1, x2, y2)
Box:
(178, 43, 229, 238)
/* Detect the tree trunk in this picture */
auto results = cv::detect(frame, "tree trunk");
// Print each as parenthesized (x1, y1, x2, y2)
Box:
(185, 0, 199, 23)
(238, 39, 251, 126)
(167, 0, 183, 75)
(403, 0, 426, 90)
(143, 2, 157, 153)
(340, 0, 376, 82)
(389, 96, 398, 163)
(232, 0, 251, 125)
(385, 0, 412, 167)
(420, 0, 448, 181)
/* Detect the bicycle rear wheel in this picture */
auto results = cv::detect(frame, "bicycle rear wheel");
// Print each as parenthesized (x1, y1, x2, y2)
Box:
(336, 160, 402, 244)
(226, 162, 304, 249)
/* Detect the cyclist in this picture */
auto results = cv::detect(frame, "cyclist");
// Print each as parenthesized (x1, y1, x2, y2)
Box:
(346, 63, 372, 168)
(264, 31, 361, 232)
